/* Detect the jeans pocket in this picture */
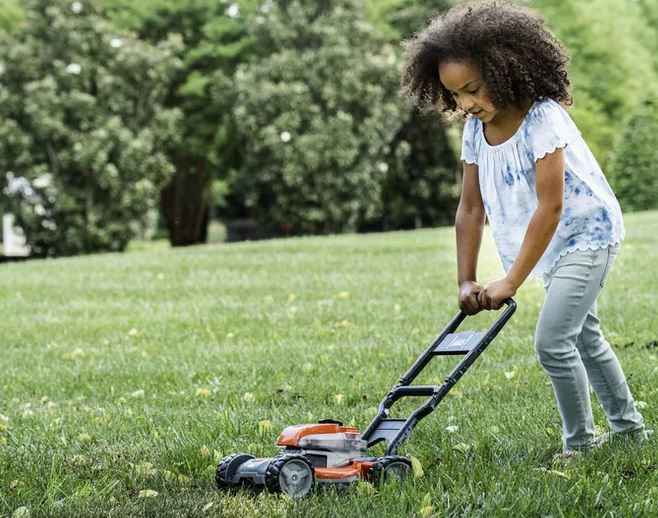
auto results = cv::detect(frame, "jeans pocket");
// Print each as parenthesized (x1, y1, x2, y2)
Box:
(600, 246, 619, 287)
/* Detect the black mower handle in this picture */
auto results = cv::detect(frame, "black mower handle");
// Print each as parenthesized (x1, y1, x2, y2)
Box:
(361, 298, 517, 454)
(397, 297, 516, 389)
(361, 298, 516, 455)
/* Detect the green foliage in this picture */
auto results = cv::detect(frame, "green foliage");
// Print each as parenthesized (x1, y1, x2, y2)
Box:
(0, 0, 24, 32)
(531, 0, 658, 167)
(364, 0, 459, 230)
(98, 0, 183, 32)
(637, 0, 658, 67)
(107, 0, 258, 156)
(609, 93, 658, 212)
(2, 0, 657, 243)
(366, 0, 455, 40)
(98, 0, 261, 245)
(378, 111, 459, 230)
(0, 0, 182, 256)
(365, 0, 410, 40)
(162, 1, 259, 163)
(228, 0, 405, 235)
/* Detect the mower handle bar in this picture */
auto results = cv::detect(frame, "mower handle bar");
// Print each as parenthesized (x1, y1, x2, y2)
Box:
(396, 297, 516, 387)
(361, 298, 516, 454)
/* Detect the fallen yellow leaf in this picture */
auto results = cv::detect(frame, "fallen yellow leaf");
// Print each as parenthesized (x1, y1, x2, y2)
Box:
(12, 506, 30, 518)
(409, 455, 424, 478)
(259, 420, 273, 433)
(76, 432, 91, 443)
(453, 442, 471, 453)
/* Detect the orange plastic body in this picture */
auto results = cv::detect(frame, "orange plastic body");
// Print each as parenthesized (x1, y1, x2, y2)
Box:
(314, 461, 374, 480)
(276, 423, 360, 447)
(276, 423, 373, 480)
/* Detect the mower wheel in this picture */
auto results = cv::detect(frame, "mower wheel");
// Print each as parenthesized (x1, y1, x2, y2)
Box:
(264, 454, 314, 498)
(369, 456, 412, 485)
(215, 453, 255, 490)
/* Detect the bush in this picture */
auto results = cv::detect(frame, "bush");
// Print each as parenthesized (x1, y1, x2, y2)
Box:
(225, 0, 404, 236)
(0, 0, 182, 256)
(609, 93, 658, 212)
(532, 0, 658, 168)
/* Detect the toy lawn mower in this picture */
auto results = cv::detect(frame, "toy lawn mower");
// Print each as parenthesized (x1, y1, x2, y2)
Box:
(216, 299, 516, 498)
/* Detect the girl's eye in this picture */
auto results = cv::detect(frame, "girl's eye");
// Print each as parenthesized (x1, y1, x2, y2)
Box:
(468, 88, 479, 94)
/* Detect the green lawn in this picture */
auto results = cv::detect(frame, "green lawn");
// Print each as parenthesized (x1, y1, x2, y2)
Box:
(1, 211, 657, 517)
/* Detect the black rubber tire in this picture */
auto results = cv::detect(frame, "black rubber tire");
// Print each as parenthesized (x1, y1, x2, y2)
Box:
(264, 454, 315, 498)
(369, 455, 412, 485)
(215, 453, 255, 490)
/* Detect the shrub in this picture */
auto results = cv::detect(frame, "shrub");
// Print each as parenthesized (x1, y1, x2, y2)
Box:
(609, 93, 658, 212)
(225, 0, 404, 236)
(0, 0, 182, 256)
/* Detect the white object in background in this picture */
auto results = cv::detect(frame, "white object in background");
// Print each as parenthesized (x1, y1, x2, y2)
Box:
(2, 213, 30, 256)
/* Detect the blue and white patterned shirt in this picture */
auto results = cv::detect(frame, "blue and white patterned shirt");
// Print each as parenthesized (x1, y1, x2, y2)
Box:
(460, 98, 624, 278)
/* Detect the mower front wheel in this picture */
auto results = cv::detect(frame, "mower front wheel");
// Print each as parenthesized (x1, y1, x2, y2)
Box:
(369, 455, 412, 485)
(265, 454, 315, 498)
(216, 453, 255, 490)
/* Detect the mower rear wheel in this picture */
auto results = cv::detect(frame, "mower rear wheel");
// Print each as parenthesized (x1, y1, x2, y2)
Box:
(265, 454, 314, 498)
(216, 453, 255, 490)
(369, 455, 412, 485)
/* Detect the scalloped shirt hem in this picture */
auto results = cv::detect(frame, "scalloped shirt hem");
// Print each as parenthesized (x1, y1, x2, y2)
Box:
(527, 239, 624, 280)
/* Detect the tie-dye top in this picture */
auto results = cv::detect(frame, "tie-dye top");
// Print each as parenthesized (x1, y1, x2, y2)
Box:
(460, 98, 624, 278)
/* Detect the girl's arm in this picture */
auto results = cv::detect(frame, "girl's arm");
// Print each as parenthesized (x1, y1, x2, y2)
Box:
(456, 161, 486, 314)
(478, 148, 565, 309)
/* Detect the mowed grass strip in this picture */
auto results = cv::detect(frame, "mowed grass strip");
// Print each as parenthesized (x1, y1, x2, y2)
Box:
(1, 211, 657, 517)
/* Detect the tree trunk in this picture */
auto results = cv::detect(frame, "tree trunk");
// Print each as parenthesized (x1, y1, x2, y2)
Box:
(160, 155, 209, 246)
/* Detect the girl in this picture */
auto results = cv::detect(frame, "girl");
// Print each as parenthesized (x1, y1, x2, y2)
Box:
(400, 1, 647, 457)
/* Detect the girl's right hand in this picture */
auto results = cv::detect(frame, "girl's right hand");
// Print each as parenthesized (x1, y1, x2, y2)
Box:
(458, 281, 483, 315)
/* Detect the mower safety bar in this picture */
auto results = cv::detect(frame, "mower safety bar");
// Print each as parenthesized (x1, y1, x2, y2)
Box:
(361, 298, 516, 455)
(386, 385, 440, 403)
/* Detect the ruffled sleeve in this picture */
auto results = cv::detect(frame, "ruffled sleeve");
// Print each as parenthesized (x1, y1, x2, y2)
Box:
(460, 116, 479, 164)
(527, 99, 581, 161)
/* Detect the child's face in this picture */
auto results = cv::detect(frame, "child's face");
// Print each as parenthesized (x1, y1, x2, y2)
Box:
(438, 61, 497, 123)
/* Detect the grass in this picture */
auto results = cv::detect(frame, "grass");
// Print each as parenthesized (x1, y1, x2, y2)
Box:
(1, 211, 657, 517)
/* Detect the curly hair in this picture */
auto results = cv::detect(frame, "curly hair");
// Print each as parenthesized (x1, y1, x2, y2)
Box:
(401, 1, 572, 113)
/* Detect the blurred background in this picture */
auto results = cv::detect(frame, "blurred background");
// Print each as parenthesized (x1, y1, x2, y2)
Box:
(0, 0, 656, 258)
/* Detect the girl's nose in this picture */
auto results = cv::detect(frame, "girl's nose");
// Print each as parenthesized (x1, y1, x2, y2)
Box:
(460, 99, 475, 113)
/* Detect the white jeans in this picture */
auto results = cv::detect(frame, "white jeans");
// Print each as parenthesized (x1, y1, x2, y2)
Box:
(536, 244, 644, 452)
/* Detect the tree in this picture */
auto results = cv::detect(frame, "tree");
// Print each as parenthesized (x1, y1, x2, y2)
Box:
(0, 0, 182, 256)
(99, 0, 259, 246)
(226, 0, 407, 236)
(530, 0, 658, 168)
(364, 0, 459, 230)
(0, 0, 23, 33)
(375, 111, 459, 230)
(609, 93, 658, 212)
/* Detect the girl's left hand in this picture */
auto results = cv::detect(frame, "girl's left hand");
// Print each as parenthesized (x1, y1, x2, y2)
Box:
(478, 277, 518, 310)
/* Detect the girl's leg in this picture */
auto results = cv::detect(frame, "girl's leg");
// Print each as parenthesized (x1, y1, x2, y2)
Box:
(576, 303, 644, 433)
(535, 248, 611, 451)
